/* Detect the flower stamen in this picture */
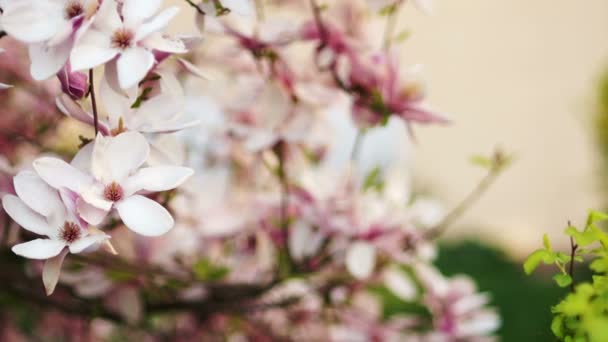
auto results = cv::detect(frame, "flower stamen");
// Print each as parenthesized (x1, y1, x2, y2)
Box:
(104, 182, 124, 202)
(60, 222, 81, 244)
(111, 29, 134, 50)
(65, 1, 84, 19)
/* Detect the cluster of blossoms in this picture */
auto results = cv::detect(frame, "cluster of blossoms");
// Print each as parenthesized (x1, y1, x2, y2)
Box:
(0, 0, 500, 340)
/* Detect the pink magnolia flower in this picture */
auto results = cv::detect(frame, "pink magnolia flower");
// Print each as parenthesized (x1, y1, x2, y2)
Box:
(70, 0, 187, 89)
(346, 52, 447, 127)
(32, 131, 193, 236)
(0, 0, 101, 80)
(416, 264, 501, 340)
(2, 170, 110, 294)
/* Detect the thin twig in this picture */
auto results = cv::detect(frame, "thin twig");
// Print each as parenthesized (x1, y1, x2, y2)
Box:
(350, 130, 365, 162)
(382, 3, 401, 50)
(184, 0, 205, 15)
(88, 69, 99, 136)
(425, 163, 505, 240)
(569, 236, 578, 292)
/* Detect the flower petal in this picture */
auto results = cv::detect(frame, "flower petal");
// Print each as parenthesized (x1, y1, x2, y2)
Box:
(76, 197, 109, 225)
(2, 195, 52, 236)
(69, 30, 118, 71)
(29, 40, 72, 81)
(96, 131, 149, 183)
(69, 233, 109, 254)
(134, 6, 179, 42)
(0, 3, 63, 43)
(13, 170, 62, 217)
(33, 157, 93, 192)
(12, 239, 66, 260)
(116, 47, 155, 89)
(123, 0, 162, 26)
(43, 248, 69, 295)
(115, 195, 173, 236)
(123, 166, 193, 195)
(346, 241, 376, 279)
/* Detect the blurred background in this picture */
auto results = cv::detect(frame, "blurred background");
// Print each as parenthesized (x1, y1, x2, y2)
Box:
(2, 0, 607, 340)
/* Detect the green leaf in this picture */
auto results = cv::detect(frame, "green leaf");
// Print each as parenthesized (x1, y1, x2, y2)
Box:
(543, 233, 552, 251)
(566, 226, 599, 247)
(363, 166, 385, 192)
(551, 315, 565, 338)
(470, 155, 492, 169)
(590, 257, 608, 273)
(553, 274, 573, 288)
(587, 210, 608, 225)
(193, 259, 229, 281)
(524, 249, 549, 274)
(130, 87, 153, 109)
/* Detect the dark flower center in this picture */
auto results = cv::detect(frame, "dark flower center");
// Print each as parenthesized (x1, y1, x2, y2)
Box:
(111, 29, 135, 50)
(65, 1, 84, 19)
(60, 222, 81, 243)
(104, 182, 124, 202)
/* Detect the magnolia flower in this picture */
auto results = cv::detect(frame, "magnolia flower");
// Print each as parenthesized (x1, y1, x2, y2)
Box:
(2, 170, 110, 294)
(33, 131, 193, 236)
(56, 71, 199, 135)
(70, 0, 187, 89)
(416, 264, 501, 339)
(0, 0, 100, 80)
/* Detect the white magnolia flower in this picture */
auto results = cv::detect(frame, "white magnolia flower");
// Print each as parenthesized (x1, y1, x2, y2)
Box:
(0, 0, 101, 80)
(2, 170, 110, 295)
(70, 0, 187, 89)
(56, 71, 199, 135)
(33, 131, 193, 236)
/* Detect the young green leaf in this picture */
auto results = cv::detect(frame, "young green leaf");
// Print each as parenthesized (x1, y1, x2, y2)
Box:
(524, 249, 550, 274)
(553, 273, 573, 288)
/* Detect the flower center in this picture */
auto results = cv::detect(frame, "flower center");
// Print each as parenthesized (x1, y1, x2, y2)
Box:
(60, 222, 81, 244)
(104, 182, 124, 202)
(111, 29, 135, 50)
(65, 1, 84, 19)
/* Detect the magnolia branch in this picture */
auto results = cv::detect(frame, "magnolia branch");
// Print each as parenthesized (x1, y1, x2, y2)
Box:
(88, 69, 99, 135)
(425, 149, 510, 240)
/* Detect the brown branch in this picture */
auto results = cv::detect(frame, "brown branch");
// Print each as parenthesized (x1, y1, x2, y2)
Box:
(88, 69, 99, 136)
(569, 236, 578, 292)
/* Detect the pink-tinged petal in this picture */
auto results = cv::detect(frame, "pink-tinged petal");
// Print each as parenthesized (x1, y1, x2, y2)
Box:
(43, 248, 68, 295)
(177, 58, 214, 80)
(143, 33, 187, 54)
(57, 64, 89, 100)
(81, 184, 113, 211)
(102, 131, 150, 182)
(99, 76, 133, 128)
(69, 233, 108, 254)
(71, 142, 93, 173)
(29, 40, 72, 81)
(116, 195, 173, 236)
(116, 47, 155, 89)
(123, 166, 193, 195)
(0, 3, 63, 43)
(76, 197, 108, 225)
(383, 266, 418, 301)
(346, 241, 376, 279)
(13, 171, 62, 217)
(12, 239, 66, 260)
(134, 6, 179, 42)
(123, 0, 162, 26)
(33, 157, 93, 192)
(244, 131, 279, 152)
(2, 195, 52, 236)
(70, 30, 118, 71)
(94, 0, 122, 33)
(103, 57, 130, 97)
(129, 94, 182, 127)
(135, 118, 201, 134)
